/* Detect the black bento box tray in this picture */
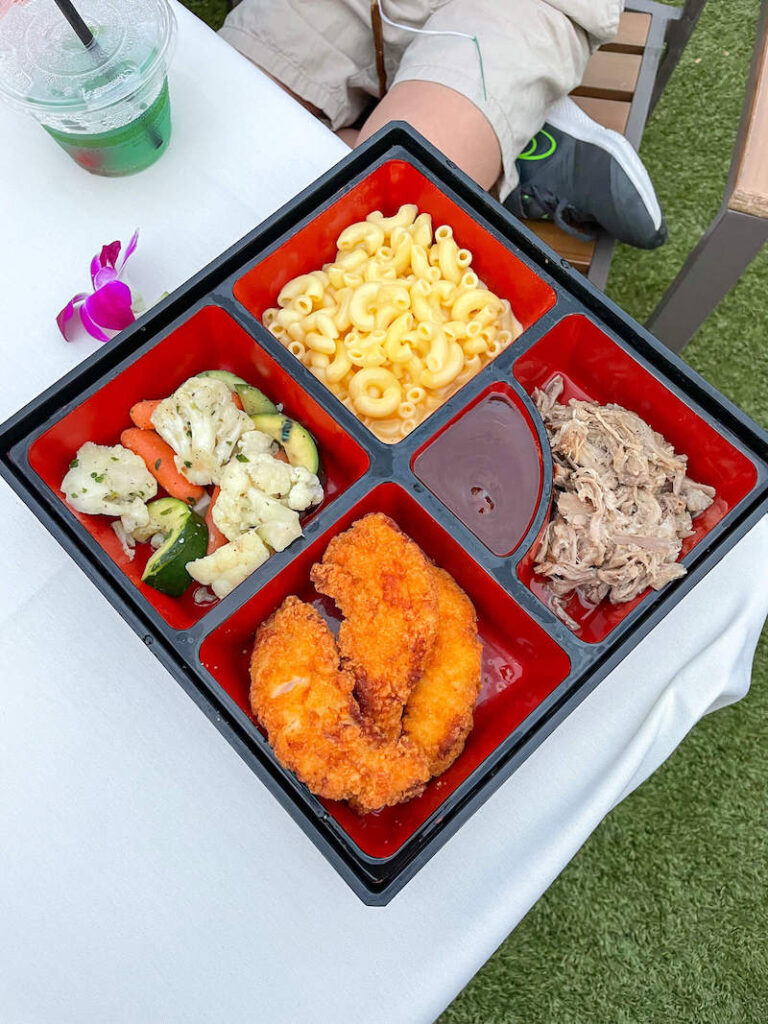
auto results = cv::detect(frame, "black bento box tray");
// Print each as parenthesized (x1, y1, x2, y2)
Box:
(1, 123, 766, 905)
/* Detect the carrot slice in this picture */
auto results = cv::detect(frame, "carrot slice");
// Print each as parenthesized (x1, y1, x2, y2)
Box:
(129, 399, 163, 430)
(205, 486, 229, 554)
(120, 427, 205, 505)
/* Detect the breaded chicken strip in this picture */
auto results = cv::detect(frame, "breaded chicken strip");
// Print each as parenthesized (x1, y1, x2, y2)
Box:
(310, 513, 439, 741)
(250, 596, 431, 813)
(403, 567, 483, 775)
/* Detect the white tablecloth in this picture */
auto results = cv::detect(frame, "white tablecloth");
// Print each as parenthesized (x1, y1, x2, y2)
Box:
(1, 6, 766, 1022)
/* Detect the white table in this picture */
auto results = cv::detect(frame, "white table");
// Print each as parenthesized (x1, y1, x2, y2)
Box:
(1, 5, 766, 1022)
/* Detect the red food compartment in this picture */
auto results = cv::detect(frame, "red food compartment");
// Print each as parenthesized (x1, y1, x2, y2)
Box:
(199, 482, 571, 860)
(27, 306, 370, 630)
(514, 315, 758, 643)
(412, 383, 545, 556)
(234, 156, 556, 340)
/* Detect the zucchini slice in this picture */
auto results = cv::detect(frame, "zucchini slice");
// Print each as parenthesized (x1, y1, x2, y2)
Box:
(249, 413, 320, 474)
(197, 369, 244, 389)
(141, 498, 208, 596)
(197, 370, 277, 416)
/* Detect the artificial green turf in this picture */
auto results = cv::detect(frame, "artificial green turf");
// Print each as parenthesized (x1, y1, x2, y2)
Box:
(182, 0, 228, 31)
(186, 3, 767, 1020)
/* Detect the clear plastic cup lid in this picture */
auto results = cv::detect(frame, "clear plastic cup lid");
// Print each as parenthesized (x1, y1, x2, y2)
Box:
(0, 0, 175, 112)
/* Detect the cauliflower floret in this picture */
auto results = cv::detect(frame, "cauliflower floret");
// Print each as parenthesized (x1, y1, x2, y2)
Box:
(211, 444, 323, 557)
(238, 429, 277, 460)
(213, 470, 303, 550)
(245, 453, 294, 500)
(251, 492, 303, 552)
(212, 434, 324, 546)
(212, 461, 263, 540)
(119, 504, 151, 534)
(186, 529, 270, 599)
(151, 377, 254, 486)
(61, 442, 157, 530)
(285, 465, 324, 511)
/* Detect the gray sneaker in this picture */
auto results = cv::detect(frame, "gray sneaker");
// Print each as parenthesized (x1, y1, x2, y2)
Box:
(505, 97, 667, 250)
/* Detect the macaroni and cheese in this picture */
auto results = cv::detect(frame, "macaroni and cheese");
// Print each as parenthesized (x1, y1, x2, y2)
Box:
(262, 204, 523, 443)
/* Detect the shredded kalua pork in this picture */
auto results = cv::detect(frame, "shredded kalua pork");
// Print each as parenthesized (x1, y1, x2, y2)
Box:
(533, 376, 715, 628)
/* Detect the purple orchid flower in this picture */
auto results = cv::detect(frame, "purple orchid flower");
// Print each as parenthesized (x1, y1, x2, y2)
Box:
(57, 230, 140, 343)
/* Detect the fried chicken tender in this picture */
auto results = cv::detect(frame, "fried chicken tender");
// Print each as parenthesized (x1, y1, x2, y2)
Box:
(310, 513, 439, 741)
(403, 567, 483, 775)
(249, 596, 431, 814)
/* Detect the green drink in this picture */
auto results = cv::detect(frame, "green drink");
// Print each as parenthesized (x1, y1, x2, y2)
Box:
(44, 77, 172, 176)
(0, 0, 176, 177)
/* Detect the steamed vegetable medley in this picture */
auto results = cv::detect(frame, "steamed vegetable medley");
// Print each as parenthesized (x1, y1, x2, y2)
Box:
(61, 371, 324, 601)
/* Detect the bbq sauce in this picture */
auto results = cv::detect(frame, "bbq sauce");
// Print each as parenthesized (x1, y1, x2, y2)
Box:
(414, 393, 542, 556)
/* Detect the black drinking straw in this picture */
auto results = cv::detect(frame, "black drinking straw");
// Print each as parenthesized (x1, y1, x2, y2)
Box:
(52, 0, 102, 52)
(51, 0, 163, 150)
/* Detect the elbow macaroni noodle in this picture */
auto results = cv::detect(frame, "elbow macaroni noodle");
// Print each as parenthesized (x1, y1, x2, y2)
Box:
(263, 204, 523, 443)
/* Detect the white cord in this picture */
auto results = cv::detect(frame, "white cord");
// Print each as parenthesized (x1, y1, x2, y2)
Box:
(376, 0, 487, 102)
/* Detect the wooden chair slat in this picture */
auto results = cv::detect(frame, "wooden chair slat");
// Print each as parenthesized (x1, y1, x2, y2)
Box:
(728, 12, 768, 218)
(602, 12, 652, 54)
(523, 221, 595, 272)
(572, 51, 642, 103)
(571, 95, 631, 134)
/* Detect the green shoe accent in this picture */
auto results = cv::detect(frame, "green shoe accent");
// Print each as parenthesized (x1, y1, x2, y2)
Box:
(519, 129, 557, 161)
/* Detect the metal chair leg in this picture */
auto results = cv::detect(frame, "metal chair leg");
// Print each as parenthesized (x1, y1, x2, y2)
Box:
(650, 0, 708, 113)
(646, 207, 768, 352)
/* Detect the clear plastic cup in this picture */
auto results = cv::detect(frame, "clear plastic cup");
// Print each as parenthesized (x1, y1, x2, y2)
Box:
(0, 0, 176, 176)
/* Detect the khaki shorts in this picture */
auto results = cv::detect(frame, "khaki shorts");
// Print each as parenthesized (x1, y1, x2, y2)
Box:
(220, 0, 621, 198)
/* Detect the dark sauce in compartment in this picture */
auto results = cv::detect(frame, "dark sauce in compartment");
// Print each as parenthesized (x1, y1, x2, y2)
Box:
(414, 393, 542, 556)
